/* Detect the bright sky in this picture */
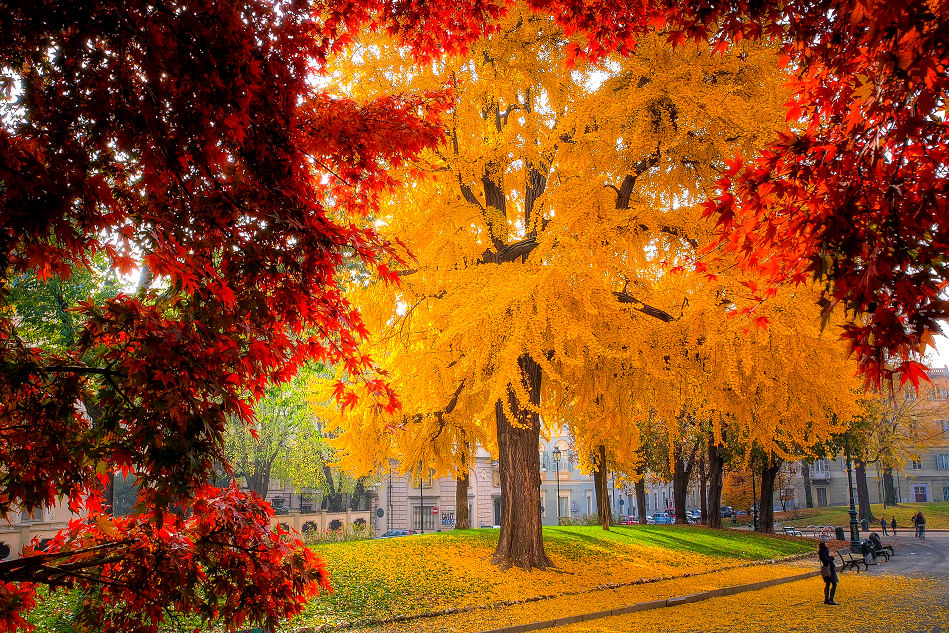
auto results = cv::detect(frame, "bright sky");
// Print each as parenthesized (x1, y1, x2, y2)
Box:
(929, 334, 949, 370)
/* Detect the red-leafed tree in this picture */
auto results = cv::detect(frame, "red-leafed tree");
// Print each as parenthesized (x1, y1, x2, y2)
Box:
(3, 0, 947, 628)
(0, 0, 479, 631)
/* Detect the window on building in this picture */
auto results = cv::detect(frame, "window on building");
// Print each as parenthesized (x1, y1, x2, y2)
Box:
(586, 492, 593, 515)
(936, 454, 949, 470)
(411, 505, 437, 531)
(559, 495, 570, 518)
(944, 487, 949, 503)
(816, 487, 828, 507)
(813, 458, 829, 473)
(911, 459, 923, 470)
(411, 471, 434, 488)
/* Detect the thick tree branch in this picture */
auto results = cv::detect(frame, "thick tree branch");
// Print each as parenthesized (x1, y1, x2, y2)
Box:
(612, 292, 676, 322)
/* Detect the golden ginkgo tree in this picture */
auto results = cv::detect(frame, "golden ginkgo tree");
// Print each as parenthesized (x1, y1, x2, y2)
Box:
(320, 4, 809, 566)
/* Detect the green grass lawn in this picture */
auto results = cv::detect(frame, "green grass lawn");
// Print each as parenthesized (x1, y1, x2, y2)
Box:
(776, 501, 949, 530)
(294, 525, 813, 629)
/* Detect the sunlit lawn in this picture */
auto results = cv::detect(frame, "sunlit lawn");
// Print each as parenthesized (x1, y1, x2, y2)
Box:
(296, 525, 812, 629)
(775, 501, 949, 530)
(25, 525, 813, 632)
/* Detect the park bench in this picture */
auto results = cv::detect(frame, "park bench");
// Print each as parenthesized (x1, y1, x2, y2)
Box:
(868, 535, 895, 560)
(837, 547, 869, 572)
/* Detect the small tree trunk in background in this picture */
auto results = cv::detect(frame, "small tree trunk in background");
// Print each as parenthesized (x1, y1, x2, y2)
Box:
(758, 457, 781, 533)
(455, 472, 470, 529)
(492, 354, 550, 570)
(883, 468, 898, 505)
(855, 459, 875, 522)
(699, 455, 708, 525)
(802, 461, 814, 508)
(707, 438, 725, 529)
(672, 445, 689, 525)
(105, 473, 115, 514)
(593, 444, 612, 530)
(635, 471, 647, 524)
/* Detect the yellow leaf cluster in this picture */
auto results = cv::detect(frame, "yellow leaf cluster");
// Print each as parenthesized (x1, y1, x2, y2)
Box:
(317, 3, 864, 481)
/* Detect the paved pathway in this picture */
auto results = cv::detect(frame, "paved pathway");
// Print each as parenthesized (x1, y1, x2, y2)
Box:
(865, 531, 949, 578)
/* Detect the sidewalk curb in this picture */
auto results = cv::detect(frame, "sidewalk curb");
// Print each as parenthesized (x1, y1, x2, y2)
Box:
(475, 570, 819, 633)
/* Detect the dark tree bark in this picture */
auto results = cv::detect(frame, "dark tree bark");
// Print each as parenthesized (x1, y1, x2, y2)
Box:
(105, 474, 115, 514)
(455, 472, 470, 530)
(699, 455, 708, 525)
(320, 465, 343, 512)
(855, 459, 876, 522)
(592, 444, 612, 530)
(707, 438, 725, 529)
(635, 467, 648, 524)
(492, 354, 550, 570)
(882, 468, 898, 505)
(757, 457, 782, 533)
(801, 461, 814, 508)
(672, 445, 691, 525)
(246, 460, 273, 498)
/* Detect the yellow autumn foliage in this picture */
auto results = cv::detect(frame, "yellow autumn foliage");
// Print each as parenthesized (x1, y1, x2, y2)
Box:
(317, 4, 863, 482)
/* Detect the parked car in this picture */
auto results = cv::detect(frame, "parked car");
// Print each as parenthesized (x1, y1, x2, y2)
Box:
(686, 509, 702, 523)
(617, 515, 638, 525)
(721, 506, 734, 518)
(377, 529, 416, 538)
(649, 511, 674, 525)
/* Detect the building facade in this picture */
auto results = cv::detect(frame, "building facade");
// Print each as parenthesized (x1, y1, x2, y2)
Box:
(375, 432, 702, 534)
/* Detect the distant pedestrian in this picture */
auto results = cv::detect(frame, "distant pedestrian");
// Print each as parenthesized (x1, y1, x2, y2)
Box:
(918, 512, 926, 540)
(818, 541, 839, 605)
(880, 517, 888, 535)
(912, 512, 920, 537)
(891, 516, 897, 535)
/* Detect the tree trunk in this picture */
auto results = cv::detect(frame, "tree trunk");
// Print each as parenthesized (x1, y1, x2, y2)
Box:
(699, 455, 708, 525)
(855, 459, 875, 522)
(801, 461, 814, 508)
(492, 354, 550, 570)
(592, 444, 612, 530)
(707, 438, 725, 529)
(455, 472, 470, 530)
(635, 471, 647, 524)
(882, 468, 898, 505)
(758, 457, 781, 533)
(247, 461, 272, 498)
(105, 473, 115, 514)
(672, 445, 689, 525)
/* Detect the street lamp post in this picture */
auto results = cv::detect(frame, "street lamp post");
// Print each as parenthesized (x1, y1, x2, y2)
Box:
(844, 432, 861, 548)
(553, 449, 562, 524)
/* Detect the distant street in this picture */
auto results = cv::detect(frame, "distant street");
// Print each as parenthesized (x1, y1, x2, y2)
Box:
(872, 532, 949, 578)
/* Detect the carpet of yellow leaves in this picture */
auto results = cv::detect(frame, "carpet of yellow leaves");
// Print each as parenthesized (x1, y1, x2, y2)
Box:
(347, 562, 816, 633)
(295, 528, 812, 630)
(554, 575, 949, 633)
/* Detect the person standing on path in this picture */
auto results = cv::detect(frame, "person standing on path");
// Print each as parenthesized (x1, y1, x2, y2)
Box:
(881, 517, 888, 535)
(891, 516, 897, 535)
(912, 512, 920, 537)
(917, 512, 926, 540)
(818, 541, 839, 606)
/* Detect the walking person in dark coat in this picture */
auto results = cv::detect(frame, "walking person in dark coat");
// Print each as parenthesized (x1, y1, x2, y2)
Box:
(818, 541, 839, 605)
(881, 516, 888, 535)
(917, 512, 926, 540)
(891, 516, 897, 535)
(912, 512, 920, 537)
